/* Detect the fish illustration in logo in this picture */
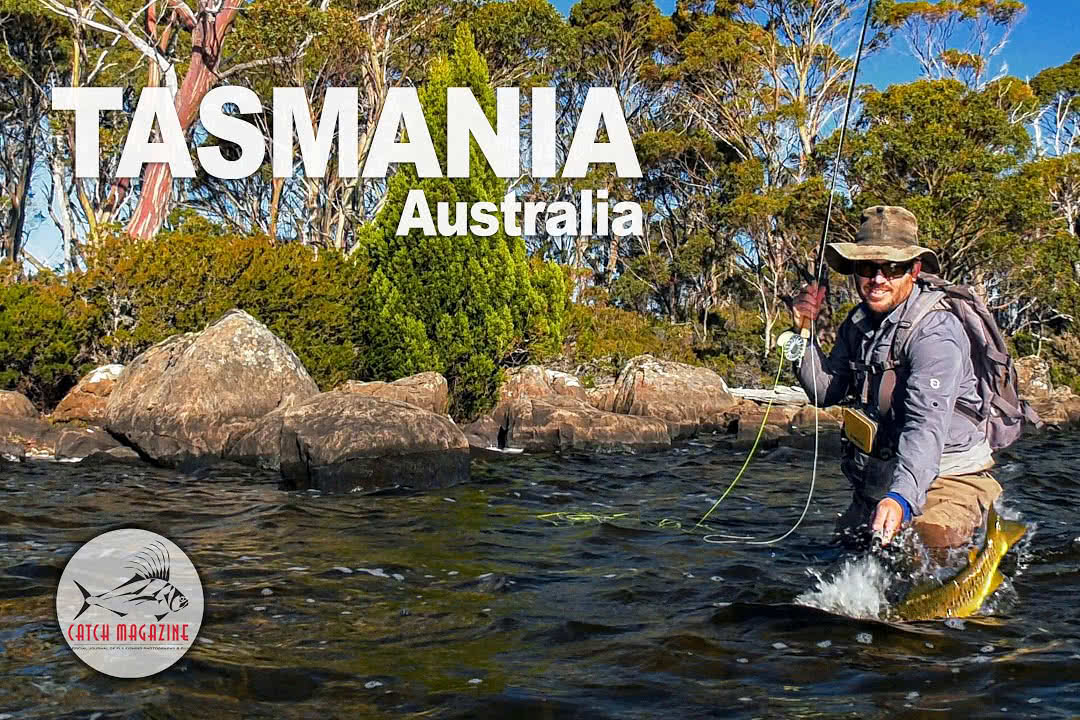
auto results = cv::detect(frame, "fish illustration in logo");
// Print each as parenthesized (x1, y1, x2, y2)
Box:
(71, 541, 190, 622)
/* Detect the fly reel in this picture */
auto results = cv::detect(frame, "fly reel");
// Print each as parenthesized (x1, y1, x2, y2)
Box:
(776, 328, 811, 362)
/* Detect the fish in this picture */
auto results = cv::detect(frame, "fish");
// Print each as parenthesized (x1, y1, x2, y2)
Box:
(890, 504, 1026, 622)
(71, 541, 190, 622)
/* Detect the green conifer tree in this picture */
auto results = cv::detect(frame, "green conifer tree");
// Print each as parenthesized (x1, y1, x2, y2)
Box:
(354, 24, 565, 420)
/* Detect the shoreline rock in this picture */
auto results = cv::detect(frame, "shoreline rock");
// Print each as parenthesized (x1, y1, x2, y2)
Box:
(336, 372, 450, 415)
(104, 310, 320, 469)
(51, 364, 124, 424)
(231, 391, 469, 492)
(500, 396, 671, 453)
(8, 344, 1078, 478)
(609, 355, 739, 439)
(0, 390, 38, 420)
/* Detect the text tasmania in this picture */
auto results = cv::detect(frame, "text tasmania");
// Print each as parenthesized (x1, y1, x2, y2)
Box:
(52, 86, 642, 182)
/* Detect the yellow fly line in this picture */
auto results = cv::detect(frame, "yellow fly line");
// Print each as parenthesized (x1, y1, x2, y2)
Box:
(532, 340, 826, 547)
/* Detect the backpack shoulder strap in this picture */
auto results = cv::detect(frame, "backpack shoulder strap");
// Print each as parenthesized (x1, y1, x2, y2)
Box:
(889, 286, 949, 365)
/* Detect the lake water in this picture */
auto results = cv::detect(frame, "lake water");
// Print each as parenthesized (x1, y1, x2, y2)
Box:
(2, 427, 1079, 718)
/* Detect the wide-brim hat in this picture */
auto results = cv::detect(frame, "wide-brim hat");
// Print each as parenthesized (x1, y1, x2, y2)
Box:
(825, 205, 940, 275)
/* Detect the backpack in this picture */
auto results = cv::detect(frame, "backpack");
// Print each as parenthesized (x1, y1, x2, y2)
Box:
(886, 273, 1042, 451)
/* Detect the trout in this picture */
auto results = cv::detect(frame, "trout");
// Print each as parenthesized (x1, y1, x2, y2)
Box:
(890, 504, 1026, 622)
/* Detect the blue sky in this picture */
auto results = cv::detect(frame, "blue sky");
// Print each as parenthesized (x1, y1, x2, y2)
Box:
(24, 0, 1079, 266)
(553, 0, 1078, 88)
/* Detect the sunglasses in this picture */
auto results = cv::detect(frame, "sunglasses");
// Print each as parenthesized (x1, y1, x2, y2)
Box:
(853, 260, 912, 279)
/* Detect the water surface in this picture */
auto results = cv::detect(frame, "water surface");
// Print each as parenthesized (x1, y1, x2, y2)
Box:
(2, 428, 1078, 718)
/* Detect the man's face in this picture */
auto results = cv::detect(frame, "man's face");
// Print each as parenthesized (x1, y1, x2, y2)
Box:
(854, 259, 921, 315)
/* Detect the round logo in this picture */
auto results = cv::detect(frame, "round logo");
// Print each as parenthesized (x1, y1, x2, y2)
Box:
(56, 529, 204, 678)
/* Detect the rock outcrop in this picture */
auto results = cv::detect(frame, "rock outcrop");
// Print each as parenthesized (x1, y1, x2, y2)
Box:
(0, 390, 37, 419)
(55, 427, 126, 461)
(500, 396, 671, 453)
(498, 366, 588, 404)
(104, 310, 320, 468)
(336, 372, 449, 415)
(51, 364, 124, 424)
(231, 391, 470, 492)
(610, 355, 739, 439)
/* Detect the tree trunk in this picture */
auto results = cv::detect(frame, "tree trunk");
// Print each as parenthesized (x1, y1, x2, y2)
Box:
(125, 1, 241, 239)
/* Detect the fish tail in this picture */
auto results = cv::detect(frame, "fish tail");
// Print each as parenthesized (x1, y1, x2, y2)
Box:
(988, 504, 1027, 548)
(71, 580, 93, 621)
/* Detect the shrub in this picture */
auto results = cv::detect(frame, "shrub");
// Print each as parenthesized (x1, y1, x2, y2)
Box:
(562, 287, 696, 380)
(0, 268, 90, 407)
(72, 228, 366, 392)
(351, 25, 565, 419)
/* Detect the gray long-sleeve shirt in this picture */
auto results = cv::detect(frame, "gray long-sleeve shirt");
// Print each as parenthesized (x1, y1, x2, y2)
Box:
(795, 283, 991, 514)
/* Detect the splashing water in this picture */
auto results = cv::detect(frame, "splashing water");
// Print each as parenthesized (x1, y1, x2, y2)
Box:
(796, 555, 895, 620)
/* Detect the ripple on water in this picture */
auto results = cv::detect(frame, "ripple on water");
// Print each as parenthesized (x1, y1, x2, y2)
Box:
(1, 430, 1079, 719)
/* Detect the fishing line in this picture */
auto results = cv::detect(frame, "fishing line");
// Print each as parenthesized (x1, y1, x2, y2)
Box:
(532, 0, 877, 547)
(690, 0, 876, 545)
(694, 351, 786, 529)
(788, 0, 877, 544)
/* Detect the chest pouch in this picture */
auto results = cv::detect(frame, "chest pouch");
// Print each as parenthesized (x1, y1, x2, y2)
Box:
(842, 407, 878, 454)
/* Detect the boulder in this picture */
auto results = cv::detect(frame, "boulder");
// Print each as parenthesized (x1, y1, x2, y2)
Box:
(105, 310, 320, 468)
(498, 365, 588, 404)
(1027, 387, 1078, 426)
(55, 427, 125, 461)
(730, 399, 797, 431)
(1015, 355, 1052, 399)
(51, 364, 124, 424)
(83, 446, 143, 465)
(789, 405, 843, 430)
(610, 355, 738, 439)
(336, 372, 449, 415)
(0, 390, 37, 419)
(231, 391, 470, 492)
(462, 414, 505, 451)
(585, 384, 617, 412)
(0, 415, 60, 458)
(1, 440, 25, 462)
(501, 396, 671, 453)
(731, 423, 788, 451)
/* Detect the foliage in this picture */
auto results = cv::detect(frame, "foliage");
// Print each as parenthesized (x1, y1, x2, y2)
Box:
(838, 80, 1034, 273)
(70, 224, 366, 392)
(0, 266, 89, 406)
(352, 25, 567, 419)
(562, 287, 696, 382)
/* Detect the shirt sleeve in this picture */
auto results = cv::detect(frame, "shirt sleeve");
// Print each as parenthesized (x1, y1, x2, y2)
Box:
(795, 320, 856, 408)
(887, 311, 970, 514)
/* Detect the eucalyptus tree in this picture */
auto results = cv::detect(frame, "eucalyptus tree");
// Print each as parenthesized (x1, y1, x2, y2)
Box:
(875, 0, 1025, 90)
(545, 0, 675, 287)
(0, 3, 68, 268)
(836, 77, 1075, 335)
(1029, 54, 1080, 238)
(38, 0, 251, 240)
(661, 0, 879, 352)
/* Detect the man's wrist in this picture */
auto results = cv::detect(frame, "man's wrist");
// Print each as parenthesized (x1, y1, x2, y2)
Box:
(884, 492, 912, 523)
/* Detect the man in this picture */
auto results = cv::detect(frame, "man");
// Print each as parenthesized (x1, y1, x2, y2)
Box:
(791, 205, 1000, 549)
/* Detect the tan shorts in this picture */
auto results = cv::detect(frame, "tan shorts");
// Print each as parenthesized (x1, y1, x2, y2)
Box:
(912, 471, 1002, 547)
(836, 470, 1002, 548)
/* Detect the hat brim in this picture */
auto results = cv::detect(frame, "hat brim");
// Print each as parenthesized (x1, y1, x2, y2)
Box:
(825, 242, 940, 275)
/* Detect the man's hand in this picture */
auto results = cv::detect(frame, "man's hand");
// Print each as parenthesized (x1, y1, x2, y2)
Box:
(793, 283, 827, 330)
(871, 497, 905, 545)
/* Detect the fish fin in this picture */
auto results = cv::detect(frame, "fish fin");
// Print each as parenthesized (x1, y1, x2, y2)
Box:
(987, 504, 1027, 548)
(998, 517, 1027, 548)
(105, 607, 128, 618)
(71, 580, 93, 621)
(155, 612, 169, 622)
